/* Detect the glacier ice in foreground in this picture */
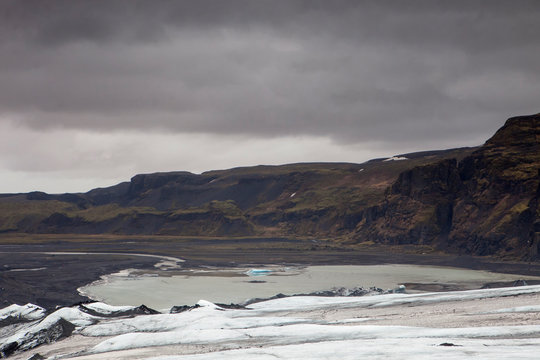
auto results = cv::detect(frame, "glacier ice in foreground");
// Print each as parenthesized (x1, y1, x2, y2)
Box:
(1, 285, 540, 359)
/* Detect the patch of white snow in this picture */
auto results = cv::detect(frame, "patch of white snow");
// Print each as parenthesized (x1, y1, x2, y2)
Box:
(383, 156, 408, 162)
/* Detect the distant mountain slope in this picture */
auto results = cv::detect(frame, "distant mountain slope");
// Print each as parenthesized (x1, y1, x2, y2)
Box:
(0, 149, 472, 237)
(0, 113, 538, 260)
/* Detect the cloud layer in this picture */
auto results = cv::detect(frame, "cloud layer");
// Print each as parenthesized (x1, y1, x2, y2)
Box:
(1, 1, 539, 192)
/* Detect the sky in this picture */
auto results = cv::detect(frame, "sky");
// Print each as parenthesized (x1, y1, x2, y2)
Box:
(1, 0, 539, 194)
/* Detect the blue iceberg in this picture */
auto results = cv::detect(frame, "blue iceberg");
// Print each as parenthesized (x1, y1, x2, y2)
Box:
(246, 268, 273, 277)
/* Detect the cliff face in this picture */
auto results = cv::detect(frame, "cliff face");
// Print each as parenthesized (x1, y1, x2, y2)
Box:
(0, 149, 471, 237)
(0, 114, 538, 260)
(354, 114, 540, 260)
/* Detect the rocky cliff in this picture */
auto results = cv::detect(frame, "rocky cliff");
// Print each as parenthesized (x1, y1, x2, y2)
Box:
(0, 114, 538, 260)
(354, 114, 540, 260)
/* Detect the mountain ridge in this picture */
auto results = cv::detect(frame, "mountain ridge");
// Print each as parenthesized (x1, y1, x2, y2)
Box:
(1, 114, 538, 261)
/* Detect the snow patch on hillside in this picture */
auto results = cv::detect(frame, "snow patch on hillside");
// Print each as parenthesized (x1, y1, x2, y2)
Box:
(383, 156, 408, 162)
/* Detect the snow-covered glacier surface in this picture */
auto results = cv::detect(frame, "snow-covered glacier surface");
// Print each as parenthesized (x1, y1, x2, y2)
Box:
(2, 285, 540, 359)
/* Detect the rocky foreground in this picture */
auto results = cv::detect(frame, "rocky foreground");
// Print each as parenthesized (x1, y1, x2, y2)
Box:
(2, 285, 540, 359)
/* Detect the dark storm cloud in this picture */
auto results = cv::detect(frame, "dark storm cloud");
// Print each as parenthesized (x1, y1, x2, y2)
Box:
(4, 1, 539, 52)
(1, 0, 539, 145)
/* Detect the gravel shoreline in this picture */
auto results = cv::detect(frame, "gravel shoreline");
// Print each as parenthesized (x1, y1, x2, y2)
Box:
(2, 238, 540, 310)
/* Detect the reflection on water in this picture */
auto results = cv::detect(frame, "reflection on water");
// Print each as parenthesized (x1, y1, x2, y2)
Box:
(79, 264, 535, 309)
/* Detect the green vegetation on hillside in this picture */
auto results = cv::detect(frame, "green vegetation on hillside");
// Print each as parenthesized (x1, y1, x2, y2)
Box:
(0, 114, 538, 261)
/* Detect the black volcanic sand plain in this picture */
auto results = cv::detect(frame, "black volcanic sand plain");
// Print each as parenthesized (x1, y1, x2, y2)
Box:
(1, 234, 540, 310)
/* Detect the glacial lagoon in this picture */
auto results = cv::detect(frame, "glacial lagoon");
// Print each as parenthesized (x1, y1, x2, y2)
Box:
(79, 264, 537, 309)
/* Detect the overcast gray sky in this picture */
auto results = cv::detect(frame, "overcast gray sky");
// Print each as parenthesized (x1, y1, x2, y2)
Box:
(1, 0, 539, 193)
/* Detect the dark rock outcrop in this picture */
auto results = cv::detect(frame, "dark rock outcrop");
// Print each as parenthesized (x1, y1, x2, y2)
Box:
(0, 318, 75, 358)
(78, 304, 159, 318)
(355, 114, 540, 260)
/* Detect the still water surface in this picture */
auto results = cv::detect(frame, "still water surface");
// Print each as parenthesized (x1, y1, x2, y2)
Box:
(79, 264, 535, 309)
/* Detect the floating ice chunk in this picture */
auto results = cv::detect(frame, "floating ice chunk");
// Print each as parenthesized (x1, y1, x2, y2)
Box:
(246, 269, 273, 277)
